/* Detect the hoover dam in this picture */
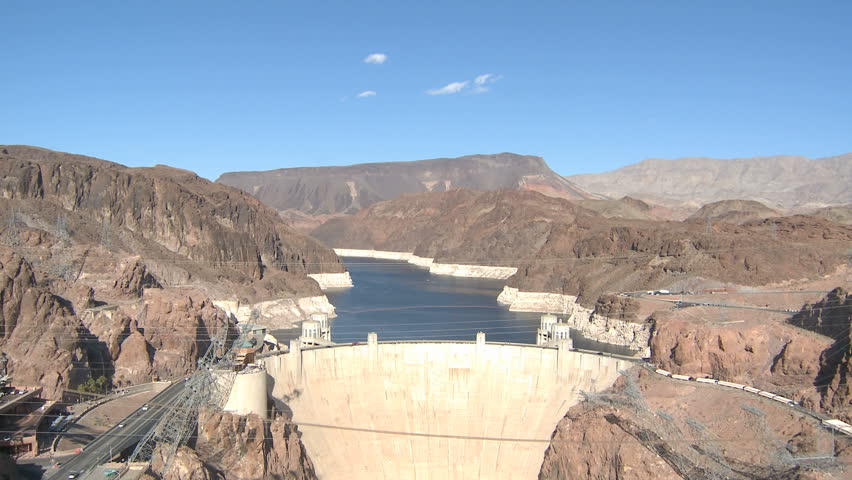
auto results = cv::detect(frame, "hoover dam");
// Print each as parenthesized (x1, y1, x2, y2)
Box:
(248, 333, 633, 479)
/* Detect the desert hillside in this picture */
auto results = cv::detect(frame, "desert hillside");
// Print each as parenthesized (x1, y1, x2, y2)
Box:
(0, 145, 346, 399)
(312, 189, 851, 306)
(566, 153, 852, 210)
(217, 152, 597, 217)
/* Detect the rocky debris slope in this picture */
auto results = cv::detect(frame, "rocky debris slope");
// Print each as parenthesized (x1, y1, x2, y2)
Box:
(217, 152, 597, 216)
(566, 153, 852, 210)
(540, 371, 851, 479)
(190, 409, 316, 480)
(148, 446, 221, 480)
(686, 199, 780, 225)
(790, 288, 852, 421)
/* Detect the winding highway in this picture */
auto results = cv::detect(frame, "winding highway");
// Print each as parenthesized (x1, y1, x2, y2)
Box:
(48, 382, 186, 479)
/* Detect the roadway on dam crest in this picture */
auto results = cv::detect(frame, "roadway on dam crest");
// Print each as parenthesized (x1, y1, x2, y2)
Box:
(259, 337, 633, 480)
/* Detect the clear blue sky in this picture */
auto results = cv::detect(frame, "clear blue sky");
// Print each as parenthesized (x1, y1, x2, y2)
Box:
(3, 1, 850, 180)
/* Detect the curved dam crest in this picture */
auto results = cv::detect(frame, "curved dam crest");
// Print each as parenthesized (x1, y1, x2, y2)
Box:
(258, 337, 633, 479)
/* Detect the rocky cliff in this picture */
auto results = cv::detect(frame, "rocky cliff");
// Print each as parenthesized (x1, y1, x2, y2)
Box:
(0, 145, 347, 399)
(566, 153, 852, 210)
(540, 371, 850, 479)
(649, 310, 828, 409)
(0, 249, 92, 398)
(790, 288, 852, 421)
(217, 153, 597, 216)
(193, 409, 316, 480)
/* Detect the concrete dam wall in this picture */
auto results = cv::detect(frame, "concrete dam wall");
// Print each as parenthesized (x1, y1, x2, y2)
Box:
(259, 336, 632, 479)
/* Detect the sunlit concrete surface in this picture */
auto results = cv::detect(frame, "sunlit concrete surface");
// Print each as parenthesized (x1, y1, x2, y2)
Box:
(222, 366, 268, 419)
(259, 335, 631, 479)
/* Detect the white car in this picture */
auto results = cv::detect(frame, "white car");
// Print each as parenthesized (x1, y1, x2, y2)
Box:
(118, 423, 125, 428)
(141, 405, 149, 411)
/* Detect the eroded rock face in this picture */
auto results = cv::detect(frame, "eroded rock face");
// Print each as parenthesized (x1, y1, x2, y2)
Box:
(650, 312, 828, 408)
(0, 249, 91, 398)
(540, 407, 681, 480)
(196, 410, 316, 480)
(113, 329, 154, 386)
(540, 372, 850, 480)
(149, 446, 222, 480)
(138, 289, 233, 380)
(111, 259, 162, 298)
(791, 288, 852, 420)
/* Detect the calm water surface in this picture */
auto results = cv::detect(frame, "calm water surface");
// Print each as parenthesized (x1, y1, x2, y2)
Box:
(303, 258, 635, 355)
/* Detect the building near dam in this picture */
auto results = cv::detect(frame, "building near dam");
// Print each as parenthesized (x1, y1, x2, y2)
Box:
(235, 332, 633, 479)
(536, 313, 573, 346)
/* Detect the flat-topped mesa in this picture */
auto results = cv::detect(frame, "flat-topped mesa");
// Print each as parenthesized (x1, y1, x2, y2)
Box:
(333, 248, 518, 279)
(254, 334, 634, 479)
(218, 152, 597, 216)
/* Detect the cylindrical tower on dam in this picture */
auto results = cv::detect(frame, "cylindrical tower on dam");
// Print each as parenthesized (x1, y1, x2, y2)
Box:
(222, 365, 268, 419)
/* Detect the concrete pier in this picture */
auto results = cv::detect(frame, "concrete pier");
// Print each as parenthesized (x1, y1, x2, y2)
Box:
(259, 337, 632, 479)
(222, 366, 268, 419)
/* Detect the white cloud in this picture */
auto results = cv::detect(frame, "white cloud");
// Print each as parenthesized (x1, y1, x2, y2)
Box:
(473, 73, 500, 92)
(426, 81, 469, 95)
(357, 90, 377, 98)
(475, 73, 495, 85)
(363, 53, 387, 64)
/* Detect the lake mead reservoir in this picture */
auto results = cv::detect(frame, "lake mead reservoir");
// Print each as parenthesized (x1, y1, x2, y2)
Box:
(323, 257, 634, 354)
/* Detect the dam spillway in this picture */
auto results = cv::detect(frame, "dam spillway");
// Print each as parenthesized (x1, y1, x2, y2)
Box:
(258, 335, 632, 479)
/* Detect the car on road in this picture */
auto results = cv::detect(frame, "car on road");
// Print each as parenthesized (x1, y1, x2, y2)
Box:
(67, 473, 80, 479)
(141, 404, 150, 411)
(118, 423, 125, 428)
(104, 468, 119, 477)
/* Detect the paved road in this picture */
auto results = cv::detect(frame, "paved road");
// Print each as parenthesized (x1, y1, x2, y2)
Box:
(48, 382, 185, 479)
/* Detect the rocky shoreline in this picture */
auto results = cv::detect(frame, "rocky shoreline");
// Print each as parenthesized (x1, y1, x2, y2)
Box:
(213, 295, 337, 329)
(498, 287, 651, 353)
(332, 248, 518, 279)
(307, 272, 354, 289)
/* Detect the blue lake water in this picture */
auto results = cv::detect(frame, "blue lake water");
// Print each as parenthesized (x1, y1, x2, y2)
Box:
(327, 257, 541, 344)
(305, 257, 636, 355)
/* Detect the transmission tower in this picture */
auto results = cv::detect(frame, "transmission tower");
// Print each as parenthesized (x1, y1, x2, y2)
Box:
(129, 325, 240, 474)
(4, 208, 20, 246)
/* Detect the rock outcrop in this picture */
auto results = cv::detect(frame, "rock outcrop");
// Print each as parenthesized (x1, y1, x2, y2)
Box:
(686, 199, 780, 225)
(150, 446, 221, 480)
(790, 288, 852, 420)
(0, 249, 92, 398)
(540, 371, 850, 479)
(196, 410, 316, 480)
(650, 310, 829, 408)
